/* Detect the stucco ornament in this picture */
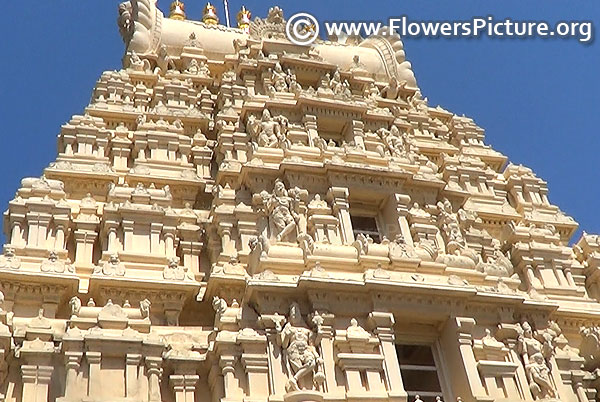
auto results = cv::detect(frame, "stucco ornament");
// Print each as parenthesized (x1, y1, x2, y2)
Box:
(277, 302, 325, 392)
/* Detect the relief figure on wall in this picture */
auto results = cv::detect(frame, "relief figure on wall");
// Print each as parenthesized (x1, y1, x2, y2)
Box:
(247, 109, 290, 149)
(277, 302, 325, 392)
(518, 321, 557, 400)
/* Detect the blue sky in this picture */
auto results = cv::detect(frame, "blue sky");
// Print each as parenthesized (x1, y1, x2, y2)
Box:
(0, 1, 598, 243)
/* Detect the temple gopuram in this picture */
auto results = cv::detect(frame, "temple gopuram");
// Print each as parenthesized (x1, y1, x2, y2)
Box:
(1, 1, 600, 402)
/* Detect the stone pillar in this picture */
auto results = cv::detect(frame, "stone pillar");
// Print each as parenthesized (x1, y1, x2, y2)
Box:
(382, 193, 413, 246)
(27, 212, 52, 248)
(348, 120, 365, 151)
(9, 215, 26, 247)
(123, 220, 135, 252)
(86, 351, 102, 398)
(169, 363, 199, 402)
(64, 351, 83, 400)
(74, 230, 98, 266)
(572, 371, 590, 402)
(440, 317, 488, 402)
(146, 357, 162, 402)
(218, 222, 236, 257)
(192, 139, 213, 177)
(53, 218, 69, 251)
(303, 115, 318, 147)
(260, 320, 287, 397)
(239, 333, 269, 400)
(369, 312, 407, 402)
(170, 375, 187, 402)
(150, 222, 163, 254)
(104, 220, 120, 253)
(327, 187, 353, 244)
(163, 227, 177, 258)
(220, 355, 240, 400)
(126, 354, 142, 399)
(179, 238, 203, 278)
(496, 324, 533, 402)
(110, 138, 133, 172)
(21, 365, 54, 402)
(315, 313, 341, 397)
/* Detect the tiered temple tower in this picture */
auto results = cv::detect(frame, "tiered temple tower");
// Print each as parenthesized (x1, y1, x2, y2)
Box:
(1, 2, 599, 402)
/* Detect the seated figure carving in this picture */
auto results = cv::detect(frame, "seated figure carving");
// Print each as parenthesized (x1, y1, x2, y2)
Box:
(247, 109, 289, 149)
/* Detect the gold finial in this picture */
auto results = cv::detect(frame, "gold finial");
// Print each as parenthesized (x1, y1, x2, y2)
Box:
(237, 6, 251, 34)
(203, 2, 219, 25)
(169, 0, 186, 20)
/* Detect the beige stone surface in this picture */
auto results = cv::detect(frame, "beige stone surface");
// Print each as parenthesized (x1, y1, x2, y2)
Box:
(0, 1, 598, 402)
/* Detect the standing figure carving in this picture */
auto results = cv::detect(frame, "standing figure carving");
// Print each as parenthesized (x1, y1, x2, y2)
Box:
(517, 322, 557, 400)
(262, 179, 301, 243)
(277, 302, 325, 392)
(437, 198, 466, 254)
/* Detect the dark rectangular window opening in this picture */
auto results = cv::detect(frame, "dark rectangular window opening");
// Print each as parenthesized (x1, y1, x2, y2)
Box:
(396, 344, 444, 402)
(351, 215, 381, 243)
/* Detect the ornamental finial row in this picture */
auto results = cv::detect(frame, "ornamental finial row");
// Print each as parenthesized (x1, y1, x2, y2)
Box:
(168, 1, 251, 32)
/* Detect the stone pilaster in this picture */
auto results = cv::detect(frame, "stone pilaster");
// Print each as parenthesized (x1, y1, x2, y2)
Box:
(369, 312, 407, 402)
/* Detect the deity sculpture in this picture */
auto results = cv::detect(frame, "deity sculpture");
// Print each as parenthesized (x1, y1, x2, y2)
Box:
(155, 45, 177, 75)
(140, 299, 151, 319)
(317, 69, 352, 100)
(518, 322, 557, 400)
(437, 198, 466, 254)
(185, 59, 211, 77)
(277, 302, 325, 392)
(331, 70, 352, 99)
(286, 69, 302, 95)
(260, 179, 302, 243)
(270, 62, 288, 92)
(389, 233, 415, 259)
(381, 76, 407, 100)
(348, 55, 368, 76)
(409, 90, 429, 113)
(69, 296, 82, 316)
(128, 51, 150, 72)
(477, 239, 515, 278)
(247, 109, 289, 148)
